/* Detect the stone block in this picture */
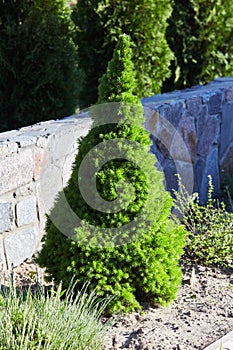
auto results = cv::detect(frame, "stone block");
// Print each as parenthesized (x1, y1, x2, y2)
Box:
(225, 87, 233, 102)
(196, 105, 208, 138)
(154, 114, 178, 159)
(175, 160, 195, 195)
(4, 227, 38, 267)
(162, 159, 194, 195)
(150, 135, 165, 171)
(37, 164, 63, 214)
(51, 132, 77, 163)
(62, 151, 78, 186)
(16, 197, 37, 227)
(208, 93, 222, 114)
(34, 148, 49, 181)
(36, 134, 52, 149)
(159, 102, 184, 128)
(161, 159, 178, 193)
(194, 157, 205, 194)
(220, 143, 233, 175)
(0, 142, 18, 159)
(0, 202, 13, 233)
(220, 102, 233, 157)
(144, 109, 159, 135)
(186, 96, 203, 116)
(0, 148, 33, 195)
(171, 114, 196, 162)
(197, 115, 220, 157)
(14, 184, 34, 197)
(156, 127, 173, 159)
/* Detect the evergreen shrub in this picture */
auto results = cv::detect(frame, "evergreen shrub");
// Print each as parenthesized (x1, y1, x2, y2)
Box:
(37, 35, 186, 313)
(164, 0, 233, 91)
(72, 0, 173, 108)
(0, 0, 80, 132)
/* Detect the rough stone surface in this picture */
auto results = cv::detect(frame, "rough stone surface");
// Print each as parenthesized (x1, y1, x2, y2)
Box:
(0, 202, 13, 233)
(220, 143, 233, 175)
(1, 78, 233, 268)
(220, 102, 233, 158)
(197, 115, 220, 157)
(225, 87, 233, 101)
(0, 114, 92, 268)
(143, 77, 233, 200)
(207, 92, 222, 114)
(0, 142, 18, 159)
(34, 148, 49, 181)
(0, 148, 33, 196)
(4, 227, 38, 267)
(14, 184, 34, 198)
(175, 113, 196, 162)
(186, 96, 203, 116)
(16, 197, 37, 227)
(194, 157, 206, 194)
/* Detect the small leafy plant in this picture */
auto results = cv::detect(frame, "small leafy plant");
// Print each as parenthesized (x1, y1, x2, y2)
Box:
(174, 175, 233, 267)
(0, 282, 110, 350)
(220, 173, 233, 212)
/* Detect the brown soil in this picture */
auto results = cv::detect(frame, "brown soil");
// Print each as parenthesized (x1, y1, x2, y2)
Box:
(103, 264, 233, 350)
(1, 259, 233, 350)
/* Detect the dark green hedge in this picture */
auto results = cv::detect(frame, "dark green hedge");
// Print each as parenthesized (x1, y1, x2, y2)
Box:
(72, 0, 173, 108)
(0, 0, 80, 132)
(164, 0, 233, 91)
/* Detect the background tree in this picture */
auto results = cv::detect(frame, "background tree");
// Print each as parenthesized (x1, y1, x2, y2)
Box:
(164, 0, 233, 91)
(37, 34, 186, 313)
(0, 0, 80, 132)
(72, 0, 173, 108)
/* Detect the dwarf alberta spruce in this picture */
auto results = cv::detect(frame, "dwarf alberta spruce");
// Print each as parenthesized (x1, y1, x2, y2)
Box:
(37, 35, 186, 313)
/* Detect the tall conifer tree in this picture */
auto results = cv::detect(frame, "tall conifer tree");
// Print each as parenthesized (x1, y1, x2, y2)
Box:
(72, 0, 173, 108)
(0, 0, 80, 131)
(164, 0, 233, 90)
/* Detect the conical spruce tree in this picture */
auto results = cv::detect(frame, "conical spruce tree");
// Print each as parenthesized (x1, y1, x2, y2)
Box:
(72, 0, 173, 108)
(37, 35, 186, 313)
(164, 0, 233, 91)
(0, 0, 80, 132)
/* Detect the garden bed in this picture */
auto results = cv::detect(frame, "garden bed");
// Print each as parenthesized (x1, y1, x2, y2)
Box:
(3, 259, 233, 350)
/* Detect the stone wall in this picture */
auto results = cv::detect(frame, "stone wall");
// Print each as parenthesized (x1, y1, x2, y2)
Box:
(0, 77, 233, 268)
(142, 77, 233, 203)
(0, 114, 92, 268)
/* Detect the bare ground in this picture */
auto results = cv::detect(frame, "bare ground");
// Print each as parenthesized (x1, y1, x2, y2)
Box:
(1, 259, 233, 350)
(103, 264, 233, 350)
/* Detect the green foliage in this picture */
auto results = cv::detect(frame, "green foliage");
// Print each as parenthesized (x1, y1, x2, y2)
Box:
(37, 35, 186, 313)
(72, 0, 173, 108)
(220, 174, 233, 212)
(0, 282, 110, 349)
(164, 0, 233, 91)
(0, 0, 80, 132)
(174, 175, 233, 267)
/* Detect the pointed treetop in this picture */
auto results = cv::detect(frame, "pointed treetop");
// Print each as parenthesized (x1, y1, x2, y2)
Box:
(97, 34, 139, 104)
